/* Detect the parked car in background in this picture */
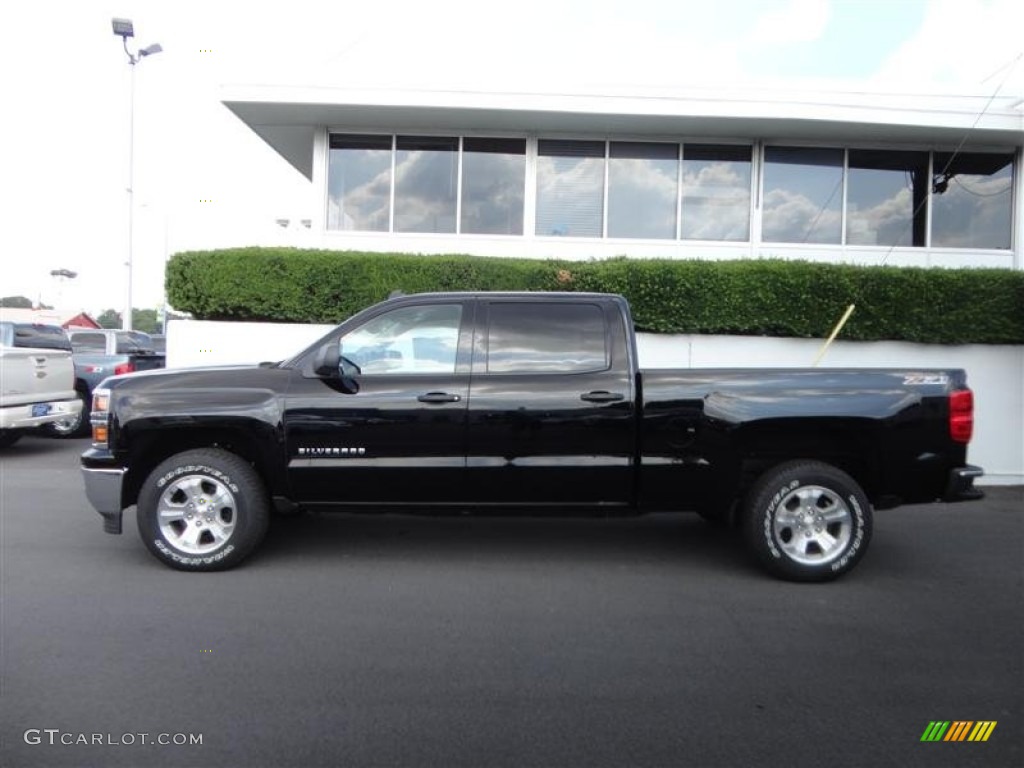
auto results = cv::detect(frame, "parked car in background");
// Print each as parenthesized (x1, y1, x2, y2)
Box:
(0, 322, 82, 448)
(52, 329, 166, 438)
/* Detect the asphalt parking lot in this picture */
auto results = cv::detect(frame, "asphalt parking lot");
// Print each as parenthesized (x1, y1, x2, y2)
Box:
(1, 435, 1021, 768)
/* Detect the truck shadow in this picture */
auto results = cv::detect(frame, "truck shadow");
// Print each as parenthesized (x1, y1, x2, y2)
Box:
(259, 511, 756, 576)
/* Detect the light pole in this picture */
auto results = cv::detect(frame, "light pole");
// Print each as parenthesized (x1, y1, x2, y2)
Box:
(112, 18, 161, 331)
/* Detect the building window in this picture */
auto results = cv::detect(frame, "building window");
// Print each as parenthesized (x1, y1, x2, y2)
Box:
(393, 136, 459, 233)
(535, 140, 605, 237)
(461, 138, 526, 235)
(846, 149, 929, 247)
(327, 135, 392, 231)
(931, 152, 1014, 250)
(607, 142, 678, 239)
(682, 144, 752, 241)
(762, 146, 844, 244)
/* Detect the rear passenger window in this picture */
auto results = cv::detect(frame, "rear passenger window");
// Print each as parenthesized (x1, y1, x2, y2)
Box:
(70, 333, 106, 353)
(13, 324, 72, 351)
(486, 303, 607, 373)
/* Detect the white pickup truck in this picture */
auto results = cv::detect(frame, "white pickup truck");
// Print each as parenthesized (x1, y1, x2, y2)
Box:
(0, 321, 83, 448)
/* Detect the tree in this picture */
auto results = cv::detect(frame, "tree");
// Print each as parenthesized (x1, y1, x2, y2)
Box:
(132, 309, 160, 334)
(0, 296, 34, 308)
(97, 309, 121, 329)
(95, 308, 163, 334)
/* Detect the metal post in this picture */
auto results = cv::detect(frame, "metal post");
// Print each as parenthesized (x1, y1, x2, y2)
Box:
(124, 58, 136, 331)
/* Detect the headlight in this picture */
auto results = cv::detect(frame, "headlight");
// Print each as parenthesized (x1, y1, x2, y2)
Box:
(91, 388, 111, 447)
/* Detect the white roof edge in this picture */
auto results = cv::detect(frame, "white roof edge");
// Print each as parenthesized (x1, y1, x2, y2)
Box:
(220, 83, 1023, 180)
(221, 83, 1024, 126)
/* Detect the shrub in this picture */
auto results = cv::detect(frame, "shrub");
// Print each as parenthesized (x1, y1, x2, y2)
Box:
(166, 248, 1024, 344)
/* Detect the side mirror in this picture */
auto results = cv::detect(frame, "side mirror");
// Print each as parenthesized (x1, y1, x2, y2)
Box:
(339, 356, 360, 378)
(312, 343, 360, 394)
(313, 343, 340, 377)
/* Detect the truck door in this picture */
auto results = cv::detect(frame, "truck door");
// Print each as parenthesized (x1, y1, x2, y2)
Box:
(465, 299, 635, 507)
(284, 300, 472, 505)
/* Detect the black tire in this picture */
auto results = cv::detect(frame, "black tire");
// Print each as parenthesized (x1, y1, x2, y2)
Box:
(137, 448, 270, 571)
(742, 461, 872, 582)
(43, 391, 90, 438)
(0, 430, 23, 449)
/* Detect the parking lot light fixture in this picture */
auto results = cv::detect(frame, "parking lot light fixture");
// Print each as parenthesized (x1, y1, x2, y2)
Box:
(112, 17, 162, 331)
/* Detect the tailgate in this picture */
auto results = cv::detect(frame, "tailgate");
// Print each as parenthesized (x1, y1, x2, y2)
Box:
(0, 347, 77, 405)
(131, 354, 166, 372)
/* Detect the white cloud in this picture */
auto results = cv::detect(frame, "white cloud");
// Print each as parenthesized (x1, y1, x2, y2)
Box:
(874, 0, 1024, 92)
(749, 0, 831, 45)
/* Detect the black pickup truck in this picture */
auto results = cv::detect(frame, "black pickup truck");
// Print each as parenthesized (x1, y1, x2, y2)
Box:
(81, 292, 983, 581)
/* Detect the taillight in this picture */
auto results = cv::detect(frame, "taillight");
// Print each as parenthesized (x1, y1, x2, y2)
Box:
(949, 389, 973, 444)
(113, 362, 135, 376)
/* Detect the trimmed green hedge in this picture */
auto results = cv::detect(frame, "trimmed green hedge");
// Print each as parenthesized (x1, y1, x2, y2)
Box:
(166, 248, 1024, 344)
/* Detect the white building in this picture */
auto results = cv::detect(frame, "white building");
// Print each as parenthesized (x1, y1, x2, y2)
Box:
(220, 84, 1023, 270)
(179, 84, 1021, 483)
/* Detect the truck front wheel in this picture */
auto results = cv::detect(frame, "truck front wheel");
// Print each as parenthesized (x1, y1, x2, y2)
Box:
(137, 448, 270, 571)
(742, 461, 872, 582)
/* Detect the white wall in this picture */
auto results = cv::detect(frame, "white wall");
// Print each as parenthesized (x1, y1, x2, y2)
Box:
(167, 320, 1023, 485)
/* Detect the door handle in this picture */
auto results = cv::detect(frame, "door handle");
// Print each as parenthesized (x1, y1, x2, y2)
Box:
(417, 392, 461, 404)
(580, 391, 625, 403)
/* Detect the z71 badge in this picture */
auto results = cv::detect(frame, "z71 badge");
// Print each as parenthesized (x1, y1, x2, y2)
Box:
(903, 374, 949, 386)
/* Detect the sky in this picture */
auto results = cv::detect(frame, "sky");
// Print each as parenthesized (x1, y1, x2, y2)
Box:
(0, 0, 1021, 317)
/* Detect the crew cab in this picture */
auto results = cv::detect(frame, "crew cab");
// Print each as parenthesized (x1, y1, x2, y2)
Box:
(0, 322, 82, 448)
(80, 293, 983, 580)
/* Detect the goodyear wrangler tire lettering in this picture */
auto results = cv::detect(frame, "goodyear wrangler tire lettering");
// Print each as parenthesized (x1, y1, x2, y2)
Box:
(137, 449, 269, 572)
(742, 461, 873, 582)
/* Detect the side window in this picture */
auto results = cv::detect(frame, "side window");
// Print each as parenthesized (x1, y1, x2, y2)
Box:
(70, 333, 107, 353)
(486, 303, 607, 373)
(13, 324, 72, 351)
(340, 304, 462, 375)
(115, 332, 155, 354)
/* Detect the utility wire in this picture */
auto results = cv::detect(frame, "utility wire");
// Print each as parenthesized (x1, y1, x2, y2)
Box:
(880, 53, 1022, 265)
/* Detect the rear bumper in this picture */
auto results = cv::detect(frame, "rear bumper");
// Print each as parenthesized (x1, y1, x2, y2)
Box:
(944, 465, 985, 502)
(0, 397, 82, 430)
(81, 466, 126, 534)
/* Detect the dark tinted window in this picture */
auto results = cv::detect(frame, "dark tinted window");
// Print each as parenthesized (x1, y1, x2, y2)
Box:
(12, 324, 72, 351)
(115, 331, 156, 354)
(70, 332, 107, 353)
(486, 302, 607, 373)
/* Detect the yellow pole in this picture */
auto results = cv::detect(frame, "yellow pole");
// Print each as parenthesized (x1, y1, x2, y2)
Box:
(812, 304, 856, 367)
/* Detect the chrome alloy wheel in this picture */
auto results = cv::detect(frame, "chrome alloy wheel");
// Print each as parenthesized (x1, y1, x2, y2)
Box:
(157, 474, 237, 555)
(772, 485, 853, 566)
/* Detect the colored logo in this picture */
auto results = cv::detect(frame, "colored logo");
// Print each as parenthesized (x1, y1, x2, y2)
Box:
(921, 721, 997, 742)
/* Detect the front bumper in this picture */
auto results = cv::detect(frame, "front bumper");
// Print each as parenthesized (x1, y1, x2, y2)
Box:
(944, 465, 985, 502)
(81, 466, 126, 534)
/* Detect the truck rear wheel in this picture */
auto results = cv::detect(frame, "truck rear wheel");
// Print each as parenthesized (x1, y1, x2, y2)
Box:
(137, 448, 270, 571)
(742, 461, 872, 582)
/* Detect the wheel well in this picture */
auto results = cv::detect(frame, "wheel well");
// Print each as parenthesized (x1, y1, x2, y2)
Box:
(122, 427, 280, 508)
(734, 419, 881, 504)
